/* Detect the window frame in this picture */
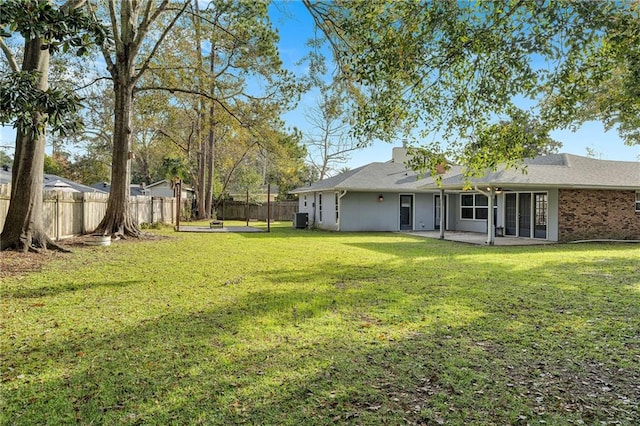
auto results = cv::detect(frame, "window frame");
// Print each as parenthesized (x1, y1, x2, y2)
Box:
(335, 192, 339, 222)
(460, 193, 491, 221)
(318, 193, 323, 222)
(636, 191, 640, 212)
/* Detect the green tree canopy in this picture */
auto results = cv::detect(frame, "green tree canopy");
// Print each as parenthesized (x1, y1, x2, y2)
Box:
(0, 0, 106, 251)
(303, 0, 637, 175)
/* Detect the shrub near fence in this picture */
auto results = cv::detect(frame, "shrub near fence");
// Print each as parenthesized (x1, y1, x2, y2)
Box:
(0, 184, 180, 240)
(217, 200, 297, 221)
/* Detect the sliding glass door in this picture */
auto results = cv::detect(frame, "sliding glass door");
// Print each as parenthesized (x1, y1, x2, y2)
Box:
(503, 192, 547, 239)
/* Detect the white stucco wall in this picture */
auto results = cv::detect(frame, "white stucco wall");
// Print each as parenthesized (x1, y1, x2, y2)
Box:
(339, 192, 398, 231)
(336, 192, 435, 232)
(296, 191, 340, 230)
(296, 188, 560, 238)
(413, 193, 432, 231)
(297, 193, 313, 224)
(449, 193, 488, 233)
(297, 190, 502, 233)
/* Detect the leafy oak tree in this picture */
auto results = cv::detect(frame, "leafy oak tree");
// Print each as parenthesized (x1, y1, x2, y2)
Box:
(542, 5, 640, 147)
(0, 0, 105, 251)
(139, 0, 303, 219)
(302, 0, 635, 175)
(88, 0, 189, 238)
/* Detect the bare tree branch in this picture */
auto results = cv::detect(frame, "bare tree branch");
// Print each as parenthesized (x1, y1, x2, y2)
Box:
(133, 1, 189, 84)
(85, 0, 116, 73)
(0, 39, 19, 72)
(73, 76, 112, 91)
(134, 85, 244, 126)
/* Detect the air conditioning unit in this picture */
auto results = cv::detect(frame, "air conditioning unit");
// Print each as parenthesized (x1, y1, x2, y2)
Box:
(293, 212, 308, 229)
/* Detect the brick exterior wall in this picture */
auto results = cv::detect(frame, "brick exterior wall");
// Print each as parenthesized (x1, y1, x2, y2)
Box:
(558, 189, 640, 241)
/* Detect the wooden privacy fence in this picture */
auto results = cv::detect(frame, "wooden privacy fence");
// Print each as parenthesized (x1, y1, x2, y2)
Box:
(0, 184, 180, 240)
(217, 200, 298, 221)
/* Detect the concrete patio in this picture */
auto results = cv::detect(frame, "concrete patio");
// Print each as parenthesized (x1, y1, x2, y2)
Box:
(403, 230, 554, 246)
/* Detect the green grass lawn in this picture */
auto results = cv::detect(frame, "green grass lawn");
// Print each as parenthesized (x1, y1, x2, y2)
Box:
(1, 222, 639, 425)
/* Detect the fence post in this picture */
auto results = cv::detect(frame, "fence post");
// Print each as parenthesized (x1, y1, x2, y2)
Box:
(55, 192, 60, 241)
(81, 192, 86, 234)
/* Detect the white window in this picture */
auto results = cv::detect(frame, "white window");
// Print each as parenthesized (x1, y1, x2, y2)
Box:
(335, 192, 339, 222)
(318, 193, 323, 222)
(636, 191, 640, 212)
(460, 194, 498, 220)
(461, 194, 488, 220)
(304, 195, 307, 207)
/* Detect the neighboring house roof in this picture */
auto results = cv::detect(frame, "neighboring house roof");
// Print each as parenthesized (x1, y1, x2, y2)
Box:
(0, 166, 107, 193)
(92, 179, 195, 196)
(146, 179, 196, 193)
(290, 162, 462, 194)
(91, 182, 148, 196)
(43, 174, 106, 193)
(145, 179, 170, 189)
(421, 153, 640, 191)
(291, 153, 639, 194)
(44, 179, 79, 192)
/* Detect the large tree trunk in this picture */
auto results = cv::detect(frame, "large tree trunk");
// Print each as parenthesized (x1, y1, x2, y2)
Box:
(204, 103, 215, 219)
(203, 34, 216, 219)
(0, 39, 66, 252)
(94, 74, 140, 238)
(196, 111, 207, 219)
(192, 0, 208, 220)
(94, 0, 150, 238)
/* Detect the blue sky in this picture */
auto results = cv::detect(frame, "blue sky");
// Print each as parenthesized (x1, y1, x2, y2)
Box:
(1, 1, 638, 169)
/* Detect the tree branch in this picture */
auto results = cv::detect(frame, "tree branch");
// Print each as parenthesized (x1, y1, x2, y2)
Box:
(133, 1, 189, 84)
(134, 85, 244, 126)
(0, 39, 19, 72)
(61, 0, 87, 11)
(85, 0, 116, 74)
(73, 76, 112, 91)
(133, 0, 170, 48)
(155, 128, 188, 152)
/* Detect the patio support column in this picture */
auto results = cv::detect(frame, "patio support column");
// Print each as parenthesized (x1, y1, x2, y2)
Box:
(439, 188, 445, 239)
(487, 187, 495, 245)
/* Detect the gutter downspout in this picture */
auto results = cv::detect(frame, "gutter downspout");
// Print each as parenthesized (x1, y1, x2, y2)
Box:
(337, 190, 347, 231)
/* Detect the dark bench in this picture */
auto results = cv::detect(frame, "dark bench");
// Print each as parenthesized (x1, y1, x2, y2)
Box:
(209, 220, 223, 229)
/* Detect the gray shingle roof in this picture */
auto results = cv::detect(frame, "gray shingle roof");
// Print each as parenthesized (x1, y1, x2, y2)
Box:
(290, 162, 452, 194)
(91, 182, 147, 196)
(0, 167, 106, 193)
(43, 174, 107, 193)
(427, 153, 639, 190)
(291, 153, 639, 194)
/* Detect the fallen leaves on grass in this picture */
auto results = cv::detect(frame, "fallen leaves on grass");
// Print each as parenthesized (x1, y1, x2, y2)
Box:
(0, 250, 64, 279)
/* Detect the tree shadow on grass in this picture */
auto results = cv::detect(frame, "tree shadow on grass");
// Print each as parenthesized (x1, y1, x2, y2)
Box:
(3, 253, 639, 425)
(346, 238, 639, 256)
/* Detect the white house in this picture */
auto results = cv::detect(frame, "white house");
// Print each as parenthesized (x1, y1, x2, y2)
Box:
(291, 146, 640, 243)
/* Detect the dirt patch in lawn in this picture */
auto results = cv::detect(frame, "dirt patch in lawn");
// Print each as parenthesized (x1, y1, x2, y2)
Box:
(0, 233, 169, 279)
(0, 250, 65, 279)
